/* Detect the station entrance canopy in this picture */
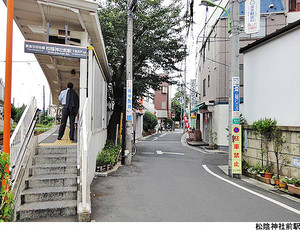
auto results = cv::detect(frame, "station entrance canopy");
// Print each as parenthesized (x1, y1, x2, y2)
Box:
(3, 0, 110, 104)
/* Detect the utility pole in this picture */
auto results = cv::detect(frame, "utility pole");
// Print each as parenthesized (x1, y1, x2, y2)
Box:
(200, 0, 239, 178)
(43, 85, 45, 117)
(3, 0, 14, 157)
(183, 58, 187, 134)
(228, 0, 240, 178)
(125, 0, 137, 166)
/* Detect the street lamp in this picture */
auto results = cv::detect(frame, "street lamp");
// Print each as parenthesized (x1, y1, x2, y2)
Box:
(200, 0, 240, 178)
(200, 0, 231, 32)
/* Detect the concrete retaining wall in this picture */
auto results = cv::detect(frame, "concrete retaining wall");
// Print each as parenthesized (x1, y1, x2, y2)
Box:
(243, 126, 300, 178)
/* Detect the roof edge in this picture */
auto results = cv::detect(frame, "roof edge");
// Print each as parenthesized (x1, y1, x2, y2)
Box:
(240, 18, 300, 53)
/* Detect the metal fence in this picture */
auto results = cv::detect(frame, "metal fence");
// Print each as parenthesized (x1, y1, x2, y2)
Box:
(10, 96, 37, 184)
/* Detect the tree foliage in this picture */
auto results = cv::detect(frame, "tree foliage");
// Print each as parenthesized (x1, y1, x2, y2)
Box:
(143, 111, 158, 132)
(171, 86, 189, 121)
(11, 104, 26, 124)
(98, 0, 187, 140)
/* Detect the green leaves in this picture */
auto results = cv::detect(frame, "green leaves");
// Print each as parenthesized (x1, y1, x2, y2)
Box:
(98, 0, 187, 107)
(143, 111, 158, 132)
(0, 152, 14, 222)
(96, 141, 121, 167)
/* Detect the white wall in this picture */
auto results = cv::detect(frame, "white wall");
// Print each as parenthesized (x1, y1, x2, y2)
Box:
(244, 27, 300, 126)
(287, 12, 300, 23)
(213, 104, 229, 146)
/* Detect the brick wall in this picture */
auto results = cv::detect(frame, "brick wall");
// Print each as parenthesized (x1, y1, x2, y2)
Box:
(154, 82, 169, 117)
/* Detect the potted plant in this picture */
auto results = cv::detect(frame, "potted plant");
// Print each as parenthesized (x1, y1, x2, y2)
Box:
(262, 165, 273, 179)
(279, 178, 288, 189)
(270, 175, 276, 185)
(287, 178, 300, 196)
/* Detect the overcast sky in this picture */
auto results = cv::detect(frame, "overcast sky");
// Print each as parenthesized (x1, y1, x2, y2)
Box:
(0, 1, 51, 110)
(0, 0, 208, 110)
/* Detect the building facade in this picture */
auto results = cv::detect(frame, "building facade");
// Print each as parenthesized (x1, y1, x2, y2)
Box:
(154, 82, 171, 127)
(194, 0, 288, 148)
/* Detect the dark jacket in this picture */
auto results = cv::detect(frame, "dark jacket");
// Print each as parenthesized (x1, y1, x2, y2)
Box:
(65, 89, 79, 114)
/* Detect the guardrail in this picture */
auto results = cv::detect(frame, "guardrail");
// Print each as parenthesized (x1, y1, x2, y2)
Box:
(10, 97, 37, 185)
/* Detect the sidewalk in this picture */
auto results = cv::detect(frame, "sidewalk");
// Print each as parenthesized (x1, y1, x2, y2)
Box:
(184, 134, 300, 204)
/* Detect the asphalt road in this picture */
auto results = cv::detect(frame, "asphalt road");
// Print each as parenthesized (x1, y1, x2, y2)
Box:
(90, 130, 300, 222)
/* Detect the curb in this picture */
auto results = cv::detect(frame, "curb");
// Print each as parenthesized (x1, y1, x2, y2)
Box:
(95, 161, 122, 177)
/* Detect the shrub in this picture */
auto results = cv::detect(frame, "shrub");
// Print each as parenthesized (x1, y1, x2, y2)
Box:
(0, 152, 14, 222)
(96, 141, 121, 166)
(143, 111, 158, 132)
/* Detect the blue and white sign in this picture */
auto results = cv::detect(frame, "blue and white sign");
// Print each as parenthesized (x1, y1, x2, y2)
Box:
(245, 0, 260, 34)
(232, 77, 240, 125)
(180, 97, 183, 105)
(126, 80, 133, 121)
(294, 158, 300, 167)
(24, 40, 87, 59)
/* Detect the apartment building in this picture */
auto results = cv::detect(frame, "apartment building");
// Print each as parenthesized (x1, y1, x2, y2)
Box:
(194, 0, 289, 148)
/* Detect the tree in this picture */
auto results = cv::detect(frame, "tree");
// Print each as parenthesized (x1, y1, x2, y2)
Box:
(143, 111, 158, 132)
(171, 85, 189, 121)
(98, 0, 187, 141)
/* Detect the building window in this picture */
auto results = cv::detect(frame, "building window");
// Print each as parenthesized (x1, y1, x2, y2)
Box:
(203, 79, 206, 97)
(161, 86, 167, 94)
(208, 75, 210, 87)
(289, 0, 297, 11)
(162, 101, 167, 109)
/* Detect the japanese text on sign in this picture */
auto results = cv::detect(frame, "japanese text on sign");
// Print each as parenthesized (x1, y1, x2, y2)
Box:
(232, 77, 240, 125)
(126, 80, 132, 121)
(232, 125, 242, 174)
(245, 0, 260, 34)
(24, 40, 87, 59)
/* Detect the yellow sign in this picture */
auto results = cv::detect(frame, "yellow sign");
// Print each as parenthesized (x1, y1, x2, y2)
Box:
(191, 115, 196, 119)
(232, 125, 242, 174)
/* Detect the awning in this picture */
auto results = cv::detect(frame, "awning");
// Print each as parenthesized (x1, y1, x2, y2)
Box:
(190, 103, 204, 113)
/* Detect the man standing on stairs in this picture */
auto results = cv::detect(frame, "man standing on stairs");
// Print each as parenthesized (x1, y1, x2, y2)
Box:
(57, 82, 79, 141)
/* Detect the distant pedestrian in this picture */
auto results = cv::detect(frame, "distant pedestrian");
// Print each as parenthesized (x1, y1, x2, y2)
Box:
(57, 82, 79, 141)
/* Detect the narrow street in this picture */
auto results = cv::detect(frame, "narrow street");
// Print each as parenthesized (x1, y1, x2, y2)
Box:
(90, 130, 300, 222)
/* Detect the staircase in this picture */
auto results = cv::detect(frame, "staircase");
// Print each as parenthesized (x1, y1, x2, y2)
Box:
(17, 145, 78, 220)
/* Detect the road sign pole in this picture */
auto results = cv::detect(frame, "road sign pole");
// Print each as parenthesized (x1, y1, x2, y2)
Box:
(228, 0, 240, 178)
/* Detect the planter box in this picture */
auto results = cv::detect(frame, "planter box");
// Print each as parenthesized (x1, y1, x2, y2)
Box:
(257, 175, 271, 184)
(288, 184, 300, 196)
(243, 171, 257, 179)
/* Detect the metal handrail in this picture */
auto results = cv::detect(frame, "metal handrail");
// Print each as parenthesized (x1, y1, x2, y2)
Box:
(10, 97, 37, 185)
(79, 99, 89, 210)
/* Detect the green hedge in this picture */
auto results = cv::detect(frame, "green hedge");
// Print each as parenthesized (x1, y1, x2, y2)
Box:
(96, 141, 121, 166)
(0, 152, 14, 222)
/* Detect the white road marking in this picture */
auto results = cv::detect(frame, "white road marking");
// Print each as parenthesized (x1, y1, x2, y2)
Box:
(152, 137, 158, 141)
(202, 165, 300, 216)
(156, 151, 163, 155)
(141, 152, 154, 155)
(163, 152, 184, 156)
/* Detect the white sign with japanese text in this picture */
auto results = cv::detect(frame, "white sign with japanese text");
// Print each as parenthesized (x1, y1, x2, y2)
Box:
(245, 0, 260, 34)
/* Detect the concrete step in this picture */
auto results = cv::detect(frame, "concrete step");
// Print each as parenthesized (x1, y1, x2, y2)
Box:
(18, 200, 77, 220)
(37, 145, 77, 155)
(32, 154, 77, 165)
(31, 164, 77, 175)
(21, 186, 77, 203)
(26, 174, 77, 188)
